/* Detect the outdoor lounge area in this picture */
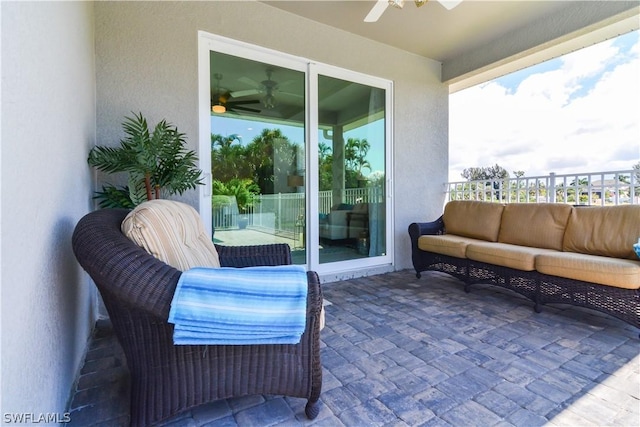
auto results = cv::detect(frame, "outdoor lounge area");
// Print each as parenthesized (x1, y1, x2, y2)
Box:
(67, 270, 638, 426)
(3, 1, 640, 425)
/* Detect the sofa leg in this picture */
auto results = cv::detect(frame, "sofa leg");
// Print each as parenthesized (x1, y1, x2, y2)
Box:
(464, 283, 472, 293)
(305, 400, 320, 419)
(534, 301, 542, 313)
(416, 271, 421, 279)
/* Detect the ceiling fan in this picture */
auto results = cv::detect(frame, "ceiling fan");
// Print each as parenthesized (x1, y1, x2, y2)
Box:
(235, 69, 302, 110)
(211, 73, 261, 114)
(365, 0, 463, 22)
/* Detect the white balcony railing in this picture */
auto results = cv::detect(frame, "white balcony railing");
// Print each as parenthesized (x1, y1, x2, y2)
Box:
(446, 170, 638, 205)
(213, 169, 637, 232)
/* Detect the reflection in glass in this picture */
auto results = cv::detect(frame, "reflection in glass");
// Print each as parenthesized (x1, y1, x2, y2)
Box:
(209, 51, 307, 264)
(317, 76, 386, 264)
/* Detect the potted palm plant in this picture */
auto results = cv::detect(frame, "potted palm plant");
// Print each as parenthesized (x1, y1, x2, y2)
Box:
(88, 112, 203, 208)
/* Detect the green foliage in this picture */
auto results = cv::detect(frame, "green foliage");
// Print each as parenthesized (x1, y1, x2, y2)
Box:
(318, 137, 373, 190)
(92, 185, 137, 209)
(211, 129, 374, 194)
(211, 178, 260, 213)
(318, 142, 333, 191)
(211, 133, 250, 182)
(345, 138, 371, 177)
(461, 164, 509, 181)
(211, 128, 298, 195)
(88, 113, 203, 208)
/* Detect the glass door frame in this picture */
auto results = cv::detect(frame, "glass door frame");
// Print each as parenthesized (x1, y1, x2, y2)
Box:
(198, 31, 394, 276)
(308, 63, 394, 275)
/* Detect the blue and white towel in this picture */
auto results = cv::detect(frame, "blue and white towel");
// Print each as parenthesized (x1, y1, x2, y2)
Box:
(168, 265, 308, 345)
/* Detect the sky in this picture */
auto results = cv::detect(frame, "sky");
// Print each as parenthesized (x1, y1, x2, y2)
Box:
(448, 29, 640, 182)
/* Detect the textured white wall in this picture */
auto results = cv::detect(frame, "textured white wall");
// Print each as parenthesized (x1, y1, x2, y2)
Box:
(94, 1, 449, 272)
(1, 1, 96, 416)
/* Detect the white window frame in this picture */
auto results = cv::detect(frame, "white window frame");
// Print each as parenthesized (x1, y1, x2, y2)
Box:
(197, 31, 394, 278)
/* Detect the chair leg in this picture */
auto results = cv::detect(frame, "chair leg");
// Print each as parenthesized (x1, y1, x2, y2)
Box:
(305, 400, 320, 419)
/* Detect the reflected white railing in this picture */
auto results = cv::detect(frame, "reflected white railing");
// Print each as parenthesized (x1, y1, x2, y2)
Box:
(446, 170, 638, 205)
(213, 186, 385, 235)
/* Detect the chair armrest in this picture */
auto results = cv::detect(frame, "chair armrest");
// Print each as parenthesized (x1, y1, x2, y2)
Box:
(305, 270, 323, 321)
(72, 208, 181, 320)
(408, 216, 445, 248)
(326, 210, 349, 227)
(215, 243, 292, 267)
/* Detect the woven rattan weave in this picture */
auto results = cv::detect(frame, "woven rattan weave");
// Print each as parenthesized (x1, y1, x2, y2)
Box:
(72, 209, 322, 426)
(409, 218, 639, 331)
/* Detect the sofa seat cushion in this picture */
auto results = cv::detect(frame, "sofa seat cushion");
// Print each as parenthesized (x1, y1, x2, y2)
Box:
(498, 203, 572, 250)
(536, 252, 640, 289)
(418, 235, 482, 259)
(443, 201, 505, 242)
(563, 205, 640, 260)
(122, 199, 220, 271)
(466, 242, 558, 271)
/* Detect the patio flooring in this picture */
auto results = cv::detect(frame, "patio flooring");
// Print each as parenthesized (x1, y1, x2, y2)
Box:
(67, 270, 639, 426)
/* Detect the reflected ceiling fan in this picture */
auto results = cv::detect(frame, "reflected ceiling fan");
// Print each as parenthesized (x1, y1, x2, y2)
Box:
(365, 0, 463, 22)
(234, 68, 302, 110)
(211, 73, 261, 114)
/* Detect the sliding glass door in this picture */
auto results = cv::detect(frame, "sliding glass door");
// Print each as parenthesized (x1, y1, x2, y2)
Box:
(207, 50, 307, 263)
(316, 74, 387, 265)
(199, 33, 392, 275)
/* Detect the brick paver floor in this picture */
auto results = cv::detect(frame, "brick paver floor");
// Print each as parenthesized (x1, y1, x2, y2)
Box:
(67, 270, 639, 426)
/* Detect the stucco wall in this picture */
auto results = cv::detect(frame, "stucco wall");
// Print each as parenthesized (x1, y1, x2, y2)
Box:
(95, 1, 448, 274)
(1, 1, 96, 417)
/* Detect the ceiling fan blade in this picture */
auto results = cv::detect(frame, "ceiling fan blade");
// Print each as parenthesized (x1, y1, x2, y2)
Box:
(238, 76, 261, 88)
(437, 0, 463, 10)
(230, 89, 260, 98)
(229, 105, 261, 113)
(228, 99, 260, 106)
(364, 0, 388, 22)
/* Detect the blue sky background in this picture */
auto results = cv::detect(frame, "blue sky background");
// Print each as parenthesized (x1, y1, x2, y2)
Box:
(449, 29, 639, 182)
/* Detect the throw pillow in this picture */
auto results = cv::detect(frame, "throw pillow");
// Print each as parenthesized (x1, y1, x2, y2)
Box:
(121, 199, 220, 271)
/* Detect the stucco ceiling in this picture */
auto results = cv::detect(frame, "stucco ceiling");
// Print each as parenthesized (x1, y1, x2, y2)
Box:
(264, 0, 569, 62)
(263, 1, 639, 90)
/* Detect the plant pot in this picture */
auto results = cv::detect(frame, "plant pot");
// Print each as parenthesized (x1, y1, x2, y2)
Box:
(238, 217, 249, 229)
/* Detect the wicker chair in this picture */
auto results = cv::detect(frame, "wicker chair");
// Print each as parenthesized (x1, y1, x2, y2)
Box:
(72, 208, 323, 426)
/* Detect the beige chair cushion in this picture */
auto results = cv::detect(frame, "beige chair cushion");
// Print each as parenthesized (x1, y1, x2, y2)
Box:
(418, 235, 482, 259)
(122, 199, 220, 271)
(466, 242, 558, 271)
(443, 201, 505, 242)
(563, 205, 640, 260)
(498, 203, 573, 250)
(536, 252, 640, 289)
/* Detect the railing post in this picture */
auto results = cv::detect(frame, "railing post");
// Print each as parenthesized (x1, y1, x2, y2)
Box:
(277, 193, 282, 233)
(549, 172, 556, 203)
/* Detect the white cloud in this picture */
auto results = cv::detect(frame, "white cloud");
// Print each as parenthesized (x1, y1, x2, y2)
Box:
(449, 31, 640, 182)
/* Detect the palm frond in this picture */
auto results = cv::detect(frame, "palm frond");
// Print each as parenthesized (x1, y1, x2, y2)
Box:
(128, 173, 149, 205)
(88, 112, 203, 208)
(93, 185, 136, 209)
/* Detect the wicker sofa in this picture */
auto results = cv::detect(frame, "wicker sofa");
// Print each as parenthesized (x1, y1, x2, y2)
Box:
(72, 208, 323, 426)
(409, 201, 640, 330)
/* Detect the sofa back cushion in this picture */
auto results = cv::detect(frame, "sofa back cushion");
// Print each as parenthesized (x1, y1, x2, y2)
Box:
(498, 203, 573, 250)
(443, 201, 505, 242)
(122, 199, 220, 271)
(563, 205, 640, 260)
